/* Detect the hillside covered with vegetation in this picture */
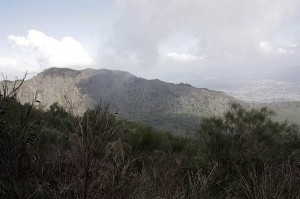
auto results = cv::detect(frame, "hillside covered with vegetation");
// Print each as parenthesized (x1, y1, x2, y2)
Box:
(1, 80, 300, 198)
(253, 101, 300, 126)
(13, 67, 236, 134)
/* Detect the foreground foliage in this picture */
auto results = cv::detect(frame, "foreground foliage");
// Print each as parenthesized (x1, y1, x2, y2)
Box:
(0, 81, 300, 198)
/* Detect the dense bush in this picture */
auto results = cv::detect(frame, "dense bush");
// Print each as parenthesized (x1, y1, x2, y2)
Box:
(1, 80, 300, 198)
(197, 103, 300, 198)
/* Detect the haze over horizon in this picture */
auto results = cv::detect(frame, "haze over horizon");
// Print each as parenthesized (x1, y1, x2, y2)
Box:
(1, 0, 300, 102)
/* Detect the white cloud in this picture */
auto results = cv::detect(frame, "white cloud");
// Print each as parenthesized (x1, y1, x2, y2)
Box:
(8, 30, 94, 69)
(286, 43, 298, 48)
(165, 52, 198, 61)
(0, 57, 25, 79)
(277, 48, 289, 54)
(0, 57, 18, 66)
(259, 41, 294, 54)
(0, 57, 42, 80)
(259, 41, 273, 53)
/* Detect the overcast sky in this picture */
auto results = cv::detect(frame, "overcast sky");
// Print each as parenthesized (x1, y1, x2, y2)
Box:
(0, 0, 300, 84)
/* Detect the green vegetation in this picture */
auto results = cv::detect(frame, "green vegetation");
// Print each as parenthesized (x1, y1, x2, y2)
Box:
(14, 67, 235, 134)
(1, 80, 300, 198)
(255, 101, 300, 126)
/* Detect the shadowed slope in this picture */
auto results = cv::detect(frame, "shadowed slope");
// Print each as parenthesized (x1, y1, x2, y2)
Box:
(15, 67, 237, 133)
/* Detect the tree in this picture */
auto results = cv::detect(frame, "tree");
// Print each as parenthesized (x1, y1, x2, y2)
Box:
(197, 103, 300, 197)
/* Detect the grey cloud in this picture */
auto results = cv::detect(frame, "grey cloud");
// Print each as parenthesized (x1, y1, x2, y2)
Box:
(105, 0, 300, 80)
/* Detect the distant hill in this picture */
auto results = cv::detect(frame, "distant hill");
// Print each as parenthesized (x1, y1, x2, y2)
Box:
(12, 67, 236, 133)
(253, 101, 300, 125)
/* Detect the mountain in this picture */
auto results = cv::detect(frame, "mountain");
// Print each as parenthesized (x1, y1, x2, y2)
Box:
(14, 67, 237, 133)
(252, 101, 300, 126)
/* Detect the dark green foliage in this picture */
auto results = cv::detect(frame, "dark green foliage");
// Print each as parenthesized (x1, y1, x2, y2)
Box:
(197, 103, 300, 197)
(44, 102, 74, 131)
(125, 123, 194, 155)
(0, 80, 42, 198)
(1, 79, 300, 198)
(134, 113, 200, 135)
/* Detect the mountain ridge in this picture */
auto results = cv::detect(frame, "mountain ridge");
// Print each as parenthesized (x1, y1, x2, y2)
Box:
(13, 67, 237, 133)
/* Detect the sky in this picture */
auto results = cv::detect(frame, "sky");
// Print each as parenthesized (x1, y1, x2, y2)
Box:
(0, 0, 300, 85)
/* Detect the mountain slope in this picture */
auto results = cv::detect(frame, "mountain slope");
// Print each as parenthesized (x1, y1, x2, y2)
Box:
(253, 101, 300, 126)
(15, 67, 237, 133)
